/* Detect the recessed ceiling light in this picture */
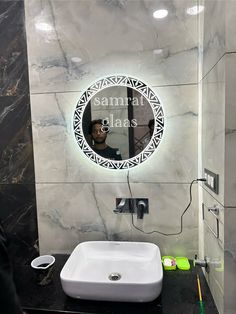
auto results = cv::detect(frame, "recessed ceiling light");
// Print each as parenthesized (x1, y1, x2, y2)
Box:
(153, 49, 163, 55)
(186, 5, 204, 15)
(35, 22, 53, 32)
(71, 57, 82, 63)
(153, 9, 168, 19)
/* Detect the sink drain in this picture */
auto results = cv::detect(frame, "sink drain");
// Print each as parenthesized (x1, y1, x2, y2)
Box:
(108, 273, 121, 281)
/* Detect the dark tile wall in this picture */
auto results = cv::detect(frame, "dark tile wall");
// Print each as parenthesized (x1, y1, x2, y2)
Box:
(0, 0, 38, 267)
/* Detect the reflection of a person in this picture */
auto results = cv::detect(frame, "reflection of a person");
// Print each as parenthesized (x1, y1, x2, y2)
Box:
(89, 119, 122, 160)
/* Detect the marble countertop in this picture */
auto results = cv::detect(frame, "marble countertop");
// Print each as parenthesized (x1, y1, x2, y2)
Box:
(15, 254, 218, 314)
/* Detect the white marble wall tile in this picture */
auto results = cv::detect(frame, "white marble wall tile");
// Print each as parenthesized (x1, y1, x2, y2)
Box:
(225, 1, 236, 52)
(201, 188, 224, 314)
(204, 227, 224, 314)
(36, 183, 132, 254)
(26, 0, 199, 284)
(128, 182, 198, 258)
(30, 92, 129, 182)
(31, 84, 197, 183)
(130, 84, 198, 183)
(24, 0, 198, 94)
(202, 0, 225, 78)
(200, 2, 236, 313)
(225, 54, 236, 207)
(224, 207, 236, 314)
(198, 0, 205, 81)
(202, 56, 225, 205)
(36, 182, 198, 257)
(201, 0, 236, 79)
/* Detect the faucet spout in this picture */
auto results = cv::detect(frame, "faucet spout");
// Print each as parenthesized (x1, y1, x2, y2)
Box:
(114, 198, 126, 213)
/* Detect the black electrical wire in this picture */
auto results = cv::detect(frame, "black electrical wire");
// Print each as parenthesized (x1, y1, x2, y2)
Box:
(126, 171, 206, 236)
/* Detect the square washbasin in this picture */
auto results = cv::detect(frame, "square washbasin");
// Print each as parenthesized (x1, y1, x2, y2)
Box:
(60, 241, 163, 302)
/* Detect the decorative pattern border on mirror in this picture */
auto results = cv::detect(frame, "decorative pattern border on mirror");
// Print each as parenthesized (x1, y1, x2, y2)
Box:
(73, 75, 164, 169)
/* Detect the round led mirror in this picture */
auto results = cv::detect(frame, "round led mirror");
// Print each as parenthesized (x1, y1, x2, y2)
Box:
(73, 75, 164, 169)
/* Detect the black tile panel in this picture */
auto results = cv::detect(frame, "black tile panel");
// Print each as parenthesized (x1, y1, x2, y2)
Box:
(0, 95, 35, 183)
(0, 1, 29, 96)
(0, 0, 38, 273)
(0, 184, 38, 267)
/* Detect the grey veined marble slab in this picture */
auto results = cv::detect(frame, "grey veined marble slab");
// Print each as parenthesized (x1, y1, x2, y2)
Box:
(30, 84, 197, 183)
(25, 0, 198, 94)
(36, 182, 198, 257)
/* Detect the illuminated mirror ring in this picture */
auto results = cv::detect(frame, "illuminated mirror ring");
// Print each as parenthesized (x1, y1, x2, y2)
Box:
(73, 75, 164, 169)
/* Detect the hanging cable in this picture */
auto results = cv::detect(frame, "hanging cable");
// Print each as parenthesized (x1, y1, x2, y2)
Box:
(126, 171, 206, 236)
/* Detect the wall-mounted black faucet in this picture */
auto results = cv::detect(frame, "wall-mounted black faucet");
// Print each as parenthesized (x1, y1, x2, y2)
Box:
(114, 198, 149, 219)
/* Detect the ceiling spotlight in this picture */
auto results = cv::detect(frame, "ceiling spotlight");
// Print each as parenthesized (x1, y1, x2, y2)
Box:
(153, 9, 168, 19)
(186, 5, 204, 15)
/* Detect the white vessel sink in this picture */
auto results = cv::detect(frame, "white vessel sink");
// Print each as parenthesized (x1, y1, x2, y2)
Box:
(60, 241, 163, 302)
